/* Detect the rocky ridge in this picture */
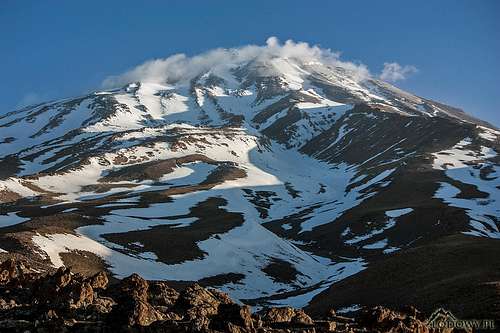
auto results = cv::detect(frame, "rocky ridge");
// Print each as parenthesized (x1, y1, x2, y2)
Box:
(0, 259, 434, 333)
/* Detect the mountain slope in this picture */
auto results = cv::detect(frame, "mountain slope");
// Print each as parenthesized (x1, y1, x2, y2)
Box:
(1, 42, 499, 313)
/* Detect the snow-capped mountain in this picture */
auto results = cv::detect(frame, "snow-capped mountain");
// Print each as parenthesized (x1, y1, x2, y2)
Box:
(0, 40, 499, 313)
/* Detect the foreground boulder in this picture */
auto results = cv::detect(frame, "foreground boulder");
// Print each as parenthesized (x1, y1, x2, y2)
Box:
(262, 306, 314, 328)
(0, 259, 437, 332)
(108, 273, 164, 327)
(357, 306, 432, 333)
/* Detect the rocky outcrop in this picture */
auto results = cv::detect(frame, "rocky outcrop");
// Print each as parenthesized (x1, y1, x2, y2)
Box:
(357, 306, 432, 333)
(0, 259, 436, 332)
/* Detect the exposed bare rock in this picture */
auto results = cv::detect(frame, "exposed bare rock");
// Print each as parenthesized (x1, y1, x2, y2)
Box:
(88, 296, 115, 315)
(173, 283, 232, 320)
(123, 299, 165, 327)
(118, 273, 150, 301)
(262, 306, 296, 323)
(357, 306, 431, 333)
(211, 303, 254, 331)
(108, 273, 165, 327)
(70, 281, 94, 308)
(292, 309, 314, 326)
(0, 259, 31, 285)
(89, 271, 108, 290)
(0, 259, 439, 332)
(148, 281, 179, 308)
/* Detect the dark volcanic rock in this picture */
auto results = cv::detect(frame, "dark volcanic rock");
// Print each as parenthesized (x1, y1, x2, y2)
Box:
(173, 283, 232, 320)
(108, 273, 164, 327)
(211, 303, 254, 331)
(262, 306, 296, 323)
(0, 259, 32, 285)
(357, 306, 431, 333)
(148, 281, 179, 307)
(118, 273, 150, 301)
(0, 259, 436, 332)
(89, 270, 108, 290)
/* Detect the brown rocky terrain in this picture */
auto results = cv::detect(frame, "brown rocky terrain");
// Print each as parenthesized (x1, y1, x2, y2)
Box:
(0, 258, 439, 333)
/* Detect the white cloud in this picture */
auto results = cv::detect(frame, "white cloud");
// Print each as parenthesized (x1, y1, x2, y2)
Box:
(102, 37, 371, 88)
(379, 62, 418, 82)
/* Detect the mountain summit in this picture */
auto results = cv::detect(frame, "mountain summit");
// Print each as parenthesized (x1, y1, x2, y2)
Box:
(0, 39, 499, 317)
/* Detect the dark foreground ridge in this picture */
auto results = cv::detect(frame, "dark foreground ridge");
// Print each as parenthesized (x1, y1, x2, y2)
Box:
(0, 259, 438, 333)
(0, 259, 439, 333)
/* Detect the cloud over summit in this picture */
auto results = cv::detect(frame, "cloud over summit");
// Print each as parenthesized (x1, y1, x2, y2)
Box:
(103, 37, 415, 88)
(379, 62, 418, 82)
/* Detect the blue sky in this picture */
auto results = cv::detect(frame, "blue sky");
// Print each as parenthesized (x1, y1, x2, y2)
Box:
(1, 0, 499, 126)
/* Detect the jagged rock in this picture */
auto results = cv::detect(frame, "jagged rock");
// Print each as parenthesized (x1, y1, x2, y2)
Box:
(0, 259, 435, 332)
(253, 315, 264, 329)
(158, 310, 183, 321)
(130, 299, 164, 326)
(292, 309, 314, 326)
(174, 284, 227, 319)
(53, 267, 73, 290)
(0, 259, 31, 285)
(358, 306, 431, 333)
(314, 320, 337, 332)
(89, 271, 108, 290)
(209, 287, 234, 305)
(108, 274, 164, 327)
(262, 306, 296, 323)
(32, 268, 67, 306)
(0, 262, 15, 285)
(108, 296, 164, 327)
(0, 298, 15, 311)
(212, 303, 254, 331)
(119, 273, 149, 301)
(189, 315, 211, 331)
(31, 267, 98, 314)
(227, 321, 258, 333)
(89, 296, 115, 314)
(70, 281, 94, 308)
(148, 281, 179, 307)
(0, 272, 9, 286)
